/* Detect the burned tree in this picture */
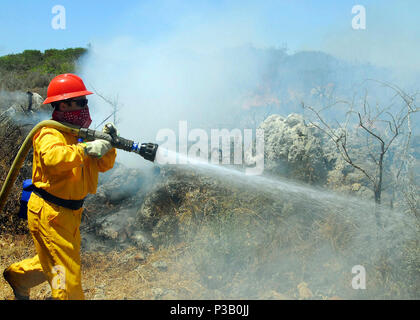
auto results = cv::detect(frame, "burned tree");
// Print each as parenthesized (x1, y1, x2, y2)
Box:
(90, 86, 123, 129)
(303, 81, 419, 211)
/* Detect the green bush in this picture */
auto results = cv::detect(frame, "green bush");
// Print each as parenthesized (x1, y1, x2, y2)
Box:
(0, 47, 88, 92)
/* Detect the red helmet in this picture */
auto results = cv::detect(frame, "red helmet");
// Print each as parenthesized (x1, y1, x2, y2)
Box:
(43, 73, 93, 105)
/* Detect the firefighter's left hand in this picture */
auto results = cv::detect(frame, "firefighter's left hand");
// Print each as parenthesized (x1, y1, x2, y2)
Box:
(83, 139, 113, 158)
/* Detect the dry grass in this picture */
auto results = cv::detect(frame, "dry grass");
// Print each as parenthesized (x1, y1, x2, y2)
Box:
(0, 233, 212, 300)
(81, 243, 206, 300)
(1, 214, 417, 300)
(0, 169, 417, 300)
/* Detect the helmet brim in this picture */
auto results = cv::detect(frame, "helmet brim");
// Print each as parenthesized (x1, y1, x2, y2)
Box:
(43, 90, 94, 105)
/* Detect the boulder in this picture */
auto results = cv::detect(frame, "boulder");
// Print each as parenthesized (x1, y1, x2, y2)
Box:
(258, 113, 337, 184)
(0, 91, 47, 123)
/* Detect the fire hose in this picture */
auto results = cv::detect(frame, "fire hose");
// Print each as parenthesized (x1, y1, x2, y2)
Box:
(0, 120, 158, 213)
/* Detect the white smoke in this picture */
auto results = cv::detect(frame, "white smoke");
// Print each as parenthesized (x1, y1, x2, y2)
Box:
(72, 2, 419, 299)
(79, 44, 265, 168)
(77, 1, 420, 168)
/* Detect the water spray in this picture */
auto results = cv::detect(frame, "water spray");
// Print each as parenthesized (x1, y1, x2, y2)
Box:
(0, 120, 159, 212)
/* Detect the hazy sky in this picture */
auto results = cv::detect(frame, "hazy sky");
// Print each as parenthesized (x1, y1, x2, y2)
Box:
(1, 0, 419, 169)
(1, 0, 419, 71)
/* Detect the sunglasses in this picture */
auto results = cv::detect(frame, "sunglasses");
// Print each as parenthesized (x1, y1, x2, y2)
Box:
(68, 98, 88, 108)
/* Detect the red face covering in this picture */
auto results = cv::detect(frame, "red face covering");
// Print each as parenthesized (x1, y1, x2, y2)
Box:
(52, 108, 92, 128)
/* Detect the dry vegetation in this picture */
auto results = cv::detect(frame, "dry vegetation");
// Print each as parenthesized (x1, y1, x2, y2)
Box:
(0, 124, 418, 300)
(1, 48, 418, 300)
(2, 195, 417, 300)
(0, 234, 247, 300)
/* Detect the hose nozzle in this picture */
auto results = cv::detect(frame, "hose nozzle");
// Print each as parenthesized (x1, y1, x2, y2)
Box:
(79, 127, 159, 162)
(132, 142, 158, 162)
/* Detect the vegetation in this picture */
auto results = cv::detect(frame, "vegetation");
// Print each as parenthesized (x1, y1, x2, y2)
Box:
(0, 48, 87, 94)
(303, 81, 419, 227)
(0, 46, 418, 300)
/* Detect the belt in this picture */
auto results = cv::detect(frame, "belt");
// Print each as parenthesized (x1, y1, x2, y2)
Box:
(32, 186, 85, 211)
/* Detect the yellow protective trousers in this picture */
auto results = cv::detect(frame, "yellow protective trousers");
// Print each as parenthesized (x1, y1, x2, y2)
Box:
(6, 193, 84, 300)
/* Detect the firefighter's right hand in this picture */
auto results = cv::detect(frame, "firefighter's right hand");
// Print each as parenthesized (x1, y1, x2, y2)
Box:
(103, 123, 119, 136)
(82, 139, 112, 158)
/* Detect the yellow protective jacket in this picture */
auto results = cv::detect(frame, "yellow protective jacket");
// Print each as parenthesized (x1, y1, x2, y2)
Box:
(32, 127, 116, 200)
(4, 126, 116, 300)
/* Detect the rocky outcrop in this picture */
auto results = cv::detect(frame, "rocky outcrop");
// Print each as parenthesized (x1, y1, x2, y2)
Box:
(0, 91, 46, 120)
(258, 113, 375, 200)
(259, 113, 337, 184)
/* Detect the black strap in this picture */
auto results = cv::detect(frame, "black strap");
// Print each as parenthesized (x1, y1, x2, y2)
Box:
(32, 186, 85, 210)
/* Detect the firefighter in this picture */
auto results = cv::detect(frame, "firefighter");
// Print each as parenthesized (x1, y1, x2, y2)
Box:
(3, 73, 117, 300)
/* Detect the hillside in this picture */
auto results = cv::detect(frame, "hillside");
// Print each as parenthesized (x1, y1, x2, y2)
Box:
(0, 47, 418, 300)
(0, 48, 87, 96)
(1, 100, 418, 299)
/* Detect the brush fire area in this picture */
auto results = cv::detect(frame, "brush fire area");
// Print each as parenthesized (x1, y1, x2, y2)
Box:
(0, 2, 419, 303)
(0, 89, 418, 300)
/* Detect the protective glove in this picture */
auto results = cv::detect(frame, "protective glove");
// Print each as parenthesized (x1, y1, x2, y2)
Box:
(102, 123, 119, 136)
(82, 139, 112, 158)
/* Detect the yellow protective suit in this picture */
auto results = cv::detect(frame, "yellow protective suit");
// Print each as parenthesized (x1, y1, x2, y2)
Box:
(4, 127, 116, 300)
